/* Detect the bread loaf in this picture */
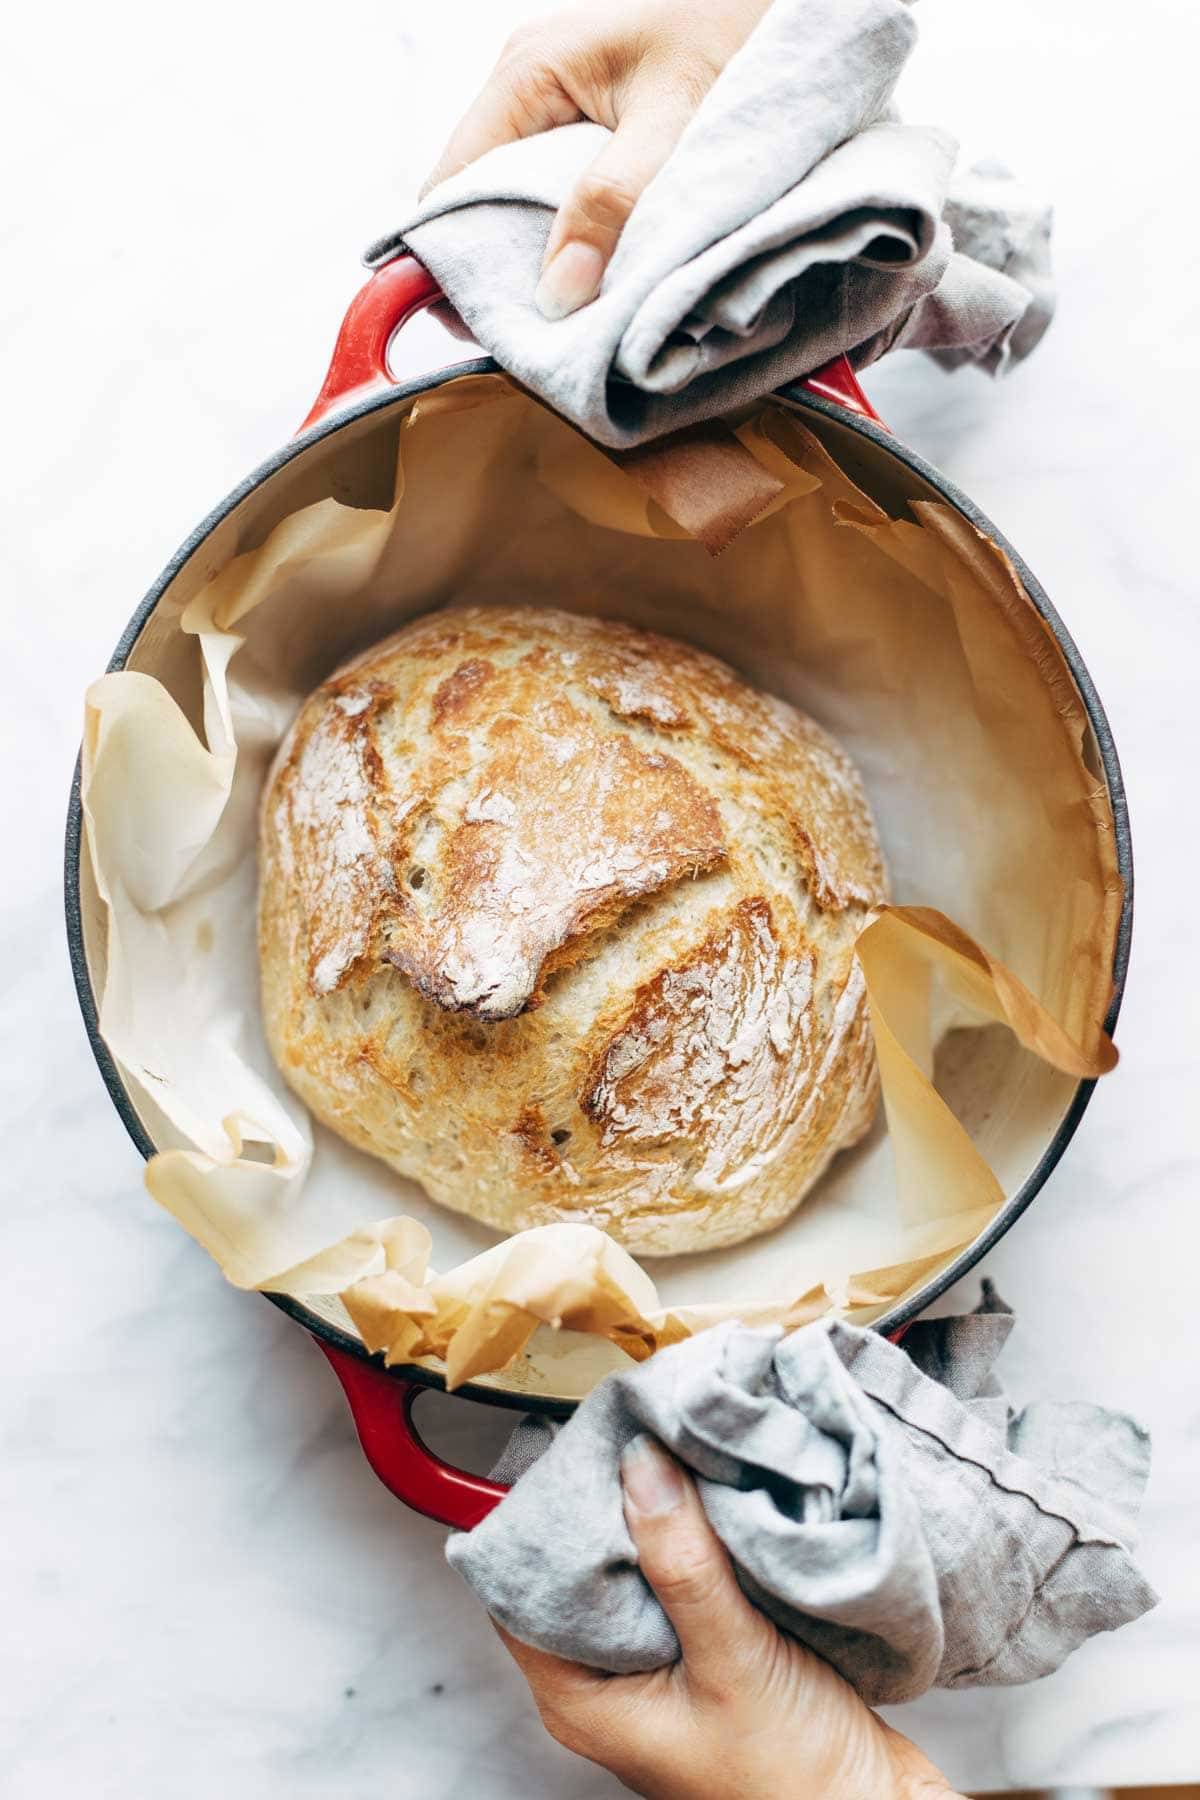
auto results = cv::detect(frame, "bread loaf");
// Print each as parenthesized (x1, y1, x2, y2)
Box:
(258, 605, 887, 1255)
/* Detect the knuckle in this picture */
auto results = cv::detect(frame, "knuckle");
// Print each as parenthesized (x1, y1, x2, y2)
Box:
(649, 1533, 724, 1605)
(494, 33, 543, 91)
(500, 54, 575, 135)
(576, 36, 633, 96)
(648, 48, 720, 111)
(571, 169, 640, 235)
(498, 20, 541, 61)
(676, 58, 720, 109)
(525, 57, 570, 104)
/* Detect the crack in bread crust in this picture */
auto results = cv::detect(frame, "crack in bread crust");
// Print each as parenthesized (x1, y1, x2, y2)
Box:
(259, 604, 887, 1255)
(379, 690, 727, 1020)
(583, 898, 815, 1171)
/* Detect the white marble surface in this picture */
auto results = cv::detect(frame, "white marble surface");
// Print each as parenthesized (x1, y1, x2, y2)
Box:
(3, 0, 1199, 1793)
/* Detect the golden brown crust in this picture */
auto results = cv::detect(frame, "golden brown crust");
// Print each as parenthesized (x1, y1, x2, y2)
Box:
(259, 604, 887, 1255)
(582, 898, 812, 1159)
(380, 688, 727, 1020)
(268, 678, 399, 999)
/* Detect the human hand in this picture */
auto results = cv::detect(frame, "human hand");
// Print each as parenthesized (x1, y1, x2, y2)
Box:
(495, 1434, 962, 1800)
(422, 0, 771, 320)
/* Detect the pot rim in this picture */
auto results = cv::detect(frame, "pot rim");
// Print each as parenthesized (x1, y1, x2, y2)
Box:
(63, 360, 1133, 1416)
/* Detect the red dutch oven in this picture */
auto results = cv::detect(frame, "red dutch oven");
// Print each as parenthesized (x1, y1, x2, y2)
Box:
(64, 254, 1132, 1533)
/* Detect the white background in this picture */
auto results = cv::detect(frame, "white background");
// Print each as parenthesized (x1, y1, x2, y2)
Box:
(2, 0, 1198, 1793)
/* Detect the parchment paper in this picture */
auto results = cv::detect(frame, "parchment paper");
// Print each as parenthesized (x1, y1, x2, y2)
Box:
(82, 374, 1120, 1386)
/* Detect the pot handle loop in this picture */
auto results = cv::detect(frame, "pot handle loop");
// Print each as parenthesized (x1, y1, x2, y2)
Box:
(301, 253, 885, 433)
(317, 1326, 910, 1522)
(314, 1337, 508, 1528)
(301, 256, 445, 433)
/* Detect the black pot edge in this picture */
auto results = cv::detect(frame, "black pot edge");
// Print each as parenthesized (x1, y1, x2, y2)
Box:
(63, 361, 1133, 1420)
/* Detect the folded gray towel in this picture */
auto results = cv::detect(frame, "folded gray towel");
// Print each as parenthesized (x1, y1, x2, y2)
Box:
(369, 0, 1053, 447)
(447, 1287, 1156, 1705)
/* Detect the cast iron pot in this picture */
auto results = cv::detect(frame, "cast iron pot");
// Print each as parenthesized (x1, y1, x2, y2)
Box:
(64, 254, 1132, 1530)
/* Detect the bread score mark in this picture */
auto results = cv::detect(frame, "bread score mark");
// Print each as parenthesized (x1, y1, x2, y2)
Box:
(271, 608, 884, 1050)
(582, 897, 834, 1185)
(431, 656, 495, 724)
(273, 660, 729, 1021)
(381, 691, 728, 1020)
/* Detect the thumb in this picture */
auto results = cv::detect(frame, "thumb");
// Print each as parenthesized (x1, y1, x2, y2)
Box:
(535, 94, 691, 320)
(620, 1434, 774, 1693)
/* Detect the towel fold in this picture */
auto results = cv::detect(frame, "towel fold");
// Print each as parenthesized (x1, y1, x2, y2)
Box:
(447, 1287, 1155, 1706)
(369, 0, 1054, 447)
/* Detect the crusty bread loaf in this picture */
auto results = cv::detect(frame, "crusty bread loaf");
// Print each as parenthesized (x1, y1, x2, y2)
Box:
(258, 605, 887, 1255)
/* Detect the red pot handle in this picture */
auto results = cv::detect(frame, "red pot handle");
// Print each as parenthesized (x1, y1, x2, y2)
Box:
(316, 1321, 911, 1528)
(300, 253, 884, 434)
(315, 1338, 508, 1528)
(300, 257, 446, 433)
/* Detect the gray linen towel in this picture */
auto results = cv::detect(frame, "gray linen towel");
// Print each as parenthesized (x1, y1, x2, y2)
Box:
(368, 0, 1053, 448)
(447, 1288, 1156, 1705)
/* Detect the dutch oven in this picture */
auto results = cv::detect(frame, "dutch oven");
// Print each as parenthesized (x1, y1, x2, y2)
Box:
(64, 254, 1131, 1530)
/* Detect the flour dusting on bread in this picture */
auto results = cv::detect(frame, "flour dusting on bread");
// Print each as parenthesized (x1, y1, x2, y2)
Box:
(258, 604, 887, 1255)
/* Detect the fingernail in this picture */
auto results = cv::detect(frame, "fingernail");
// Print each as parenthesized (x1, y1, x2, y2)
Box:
(620, 1434, 685, 1518)
(534, 241, 605, 320)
